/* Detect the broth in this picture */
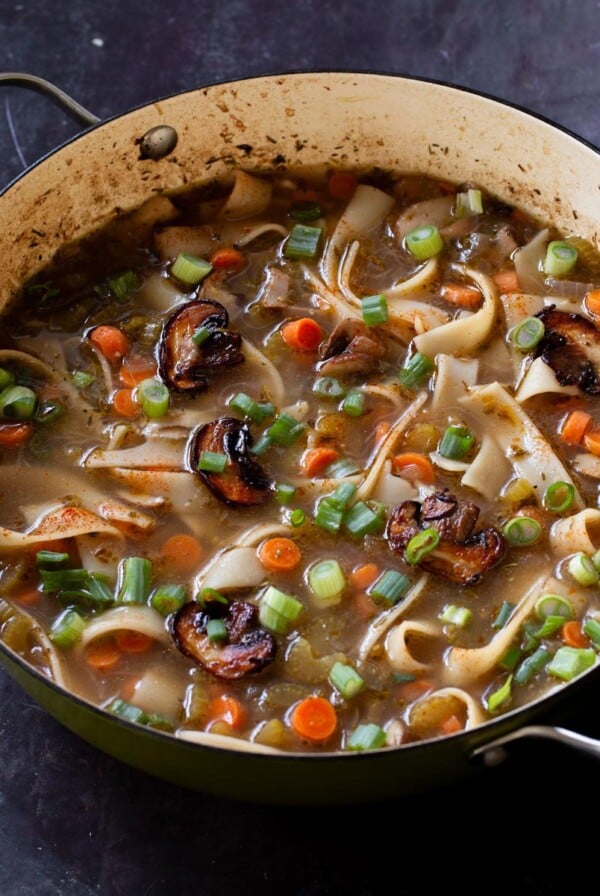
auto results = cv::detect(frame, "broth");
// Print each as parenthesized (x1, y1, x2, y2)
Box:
(0, 166, 599, 753)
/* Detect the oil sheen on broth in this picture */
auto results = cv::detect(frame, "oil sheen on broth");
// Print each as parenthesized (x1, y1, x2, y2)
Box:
(0, 167, 599, 754)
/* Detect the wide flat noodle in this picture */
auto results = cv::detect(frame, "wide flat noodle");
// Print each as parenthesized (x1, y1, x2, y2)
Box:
(0, 505, 122, 550)
(385, 620, 440, 674)
(516, 356, 579, 403)
(358, 573, 429, 663)
(460, 434, 512, 502)
(549, 509, 600, 556)
(220, 170, 272, 220)
(84, 437, 185, 470)
(76, 606, 171, 651)
(408, 686, 486, 733)
(431, 354, 479, 411)
(175, 728, 283, 753)
(197, 546, 266, 592)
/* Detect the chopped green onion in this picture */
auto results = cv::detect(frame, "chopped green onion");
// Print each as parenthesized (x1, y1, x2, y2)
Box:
(144, 713, 175, 733)
(266, 413, 305, 446)
(49, 608, 86, 648)
(71, 370, 95, 389)
(250, 433, 272, 456)
(521, 622, 540, 653)
(341, 388, 365, 417)
(312, 376, 345, 400)
(258, 585, 303, 635)
(116, 557, 152, 605)
(499, 644, 522, 671)
(404, 224, 444, 260)
(439, 604, 472, 627)
(275, 482, 296, 505)
(289, 508, 306, 528)
(542, 240, 578, 278)
(138, 378, 170, 418)
(361, 293, 388, 326)
(493, 601, 514, 630)
(198, 587, 228, 607)
(192, 325, 211, 346)
(329, 481, 357, 509)
(324, 458, 361, 479)
(56, 573, 114, 611)
(36, 550, 70, 569)
(289, 200, 322, 222)
(0, 368, 14, 390)
(107, 698, 147, 725)
(535, 593, 575, 620)
(543, 481, 575, 514)
(107, 270, 138, 300)
(228, 392, 275, 423)
(509, 316, 545, 352)
(486, 674, 513, 713)
(547, 646, 595, 681)
(502, 516, 542, 547)
(535, 614, 566, 639)
(346, 722, 387, 751)
(455, 188, 483, 217)
(0, 385, 37, 419)
(583, 617, 600, 648)
(514, 646, 552, 685)
(308, 559, 346, 605)
(438, 424, 474, 460)
(405, 528, 440, 564)
(206, 618, 228, 644)
(284, 224, 322, 259)
(343, 500, 386, 538)
(567, 552, 599, 587)
(35, 399, 64, 424)
(329, 661, 365, 699)
(40, 568, 91, 592)
(197, 450, 228, 473)
(150, 584, 186, 617)
(368, 569, 410, 605)
(391, 671, 416, 683)
(398, 352, 435, 390)
(314, 496, 345, 533)
(171, 253, 212, 285)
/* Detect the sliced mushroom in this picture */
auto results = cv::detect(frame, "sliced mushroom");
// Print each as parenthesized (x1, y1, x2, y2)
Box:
(189, 416, 271, 506)
(158, 299, 243, 393)
(317, 318, 386, 376)
(535, 307, 600, 394)
(386, 490, 505, 585)
(172, 599, 277, 680)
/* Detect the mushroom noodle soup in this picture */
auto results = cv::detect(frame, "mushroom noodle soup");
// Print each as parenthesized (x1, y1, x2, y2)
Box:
(1, 167, 599, 753)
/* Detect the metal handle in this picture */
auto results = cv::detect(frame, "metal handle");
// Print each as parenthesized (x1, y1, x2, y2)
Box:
(471, 725, 600, 767)
(0, 73, 100, 127)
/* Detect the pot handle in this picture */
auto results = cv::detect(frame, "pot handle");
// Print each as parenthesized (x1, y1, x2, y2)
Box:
(471, 724, 600, 767)
(0, 72, 100, 127)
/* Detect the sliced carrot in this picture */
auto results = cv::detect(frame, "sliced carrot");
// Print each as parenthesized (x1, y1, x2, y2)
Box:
(205, 694, 246, 731)
(28, 537, 79, 566)
(440, 281, 482, 310)
(85, 639, 121, 672)
(327, 171, 358, 201)
(352, 590, 379, 620)
(115, 630, 154, 653)
(349, 562, 380, 591)
(559, 409, 592, 446)
(89, 325, 131, 364)
(161, 533, 204, 573)
(300, 446, 340, 477)
(281, 317, 324, 352)
(112, 388, 140, 418)
(584, 289, 600, 317)
(119, 354, 158, 387)
(562, 620, 590, 649)
(493, 269, 521, 293)
(391, 452, 436, 486)
(439, 714, 464, 735)
(397, 678, 434, 703)
(0, 422, 33, 448)
(290, 695, 337, 743)
(209, 246, 246, 271)
(258, 537, 301, 572)
(583, 428, 600, 457)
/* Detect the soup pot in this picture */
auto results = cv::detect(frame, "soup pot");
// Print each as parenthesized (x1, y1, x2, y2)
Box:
(0, 70, 598, 805)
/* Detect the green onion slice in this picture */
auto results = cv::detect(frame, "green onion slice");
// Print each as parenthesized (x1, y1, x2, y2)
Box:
(509, 316, 545, 352)
(398, 352, 435, 390)
(197, 451, 228, 473)
(49, 608, 86, 649)
(289, 508, 306, 528)
(439, 604, 472, 627)
(543, 481, 575, 514)
(343, 500, 385, 538)
(361, 293, 388, 326)
(329, 661, 365, 699)
(341, 388, 365, 417)
(149, 584, 186, 617)
(547, 646, 595, 681)
(514, 646, 552, 685)
(308, 559, 346, 603)
(314, 497, 345, 533)
(583, 617, 600, 648)
(438, 425, 474, 460)
(502, 516, 542, 546)
(493, 601, 514, 630)
(108, 270, 138, 300)
(206, 618, 228, 644)
(404, 224, 444, 260)
(138, 378, 170, 418)
(567, 552, 598, 587)
(486, 675, 513, 713)
(266, 413, 305, 446)
(0, 368, 14, 390)
(542, 240, 578, 278)
(284, 224, 322, 259)
(171, 253, 213, 285)
(368, 569, 410, 605)
(289, 200, 322, 222)
(535, 593, 575, 621)
(275, 482, 296, 505)
(192, 325, 211, 346)
(346, 722, 387, 751)
(258, 585, 303, 635)
(0, 385, 37, 419)
(455, 188, 483, 217)
(405, 528, 440, 564)
(116, 557, 152, 605)
(312, 376, 345, 400)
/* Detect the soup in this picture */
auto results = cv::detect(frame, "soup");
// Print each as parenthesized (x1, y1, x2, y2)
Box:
(0, 166, 599, 753)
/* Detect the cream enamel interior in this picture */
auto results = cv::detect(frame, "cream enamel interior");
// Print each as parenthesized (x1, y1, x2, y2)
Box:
(0, 72, 598, 314)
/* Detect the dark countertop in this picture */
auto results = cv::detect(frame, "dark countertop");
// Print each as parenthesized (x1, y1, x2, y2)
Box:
(1, 2, 599, 894)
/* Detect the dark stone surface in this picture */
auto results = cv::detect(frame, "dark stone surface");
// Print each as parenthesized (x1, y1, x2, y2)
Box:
(0, 0, 599, 893)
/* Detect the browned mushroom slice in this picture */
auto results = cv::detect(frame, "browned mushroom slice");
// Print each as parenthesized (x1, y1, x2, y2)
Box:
(189, 416, 271, 506)
(317, 318, 386, 376)
(535, 307, 600, 394)
(387, 491, 506, 586)
(158, 299, 243, 393)
(172, 599, 277, 680)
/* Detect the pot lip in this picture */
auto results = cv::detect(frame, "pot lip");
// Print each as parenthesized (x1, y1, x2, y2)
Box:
(1, 67, 599, 202)
(1, 66, 599, 765)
